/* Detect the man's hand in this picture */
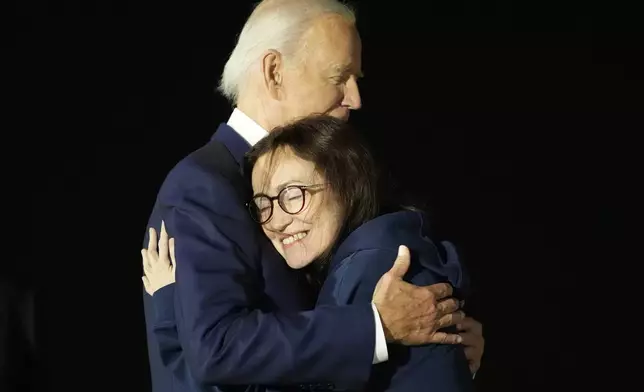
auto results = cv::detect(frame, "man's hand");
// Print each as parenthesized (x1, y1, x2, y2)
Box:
(372, 245, 465, 345)
(458, 316, 484, 374)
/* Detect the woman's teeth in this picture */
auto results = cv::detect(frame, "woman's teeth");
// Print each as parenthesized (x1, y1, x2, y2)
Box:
(282, 232, 307, 245)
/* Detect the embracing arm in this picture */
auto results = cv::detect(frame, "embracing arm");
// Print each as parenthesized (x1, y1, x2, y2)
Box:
(147, 277, 373, 390)
(328, 248, 474, 392)
(146, 284, 182, 374)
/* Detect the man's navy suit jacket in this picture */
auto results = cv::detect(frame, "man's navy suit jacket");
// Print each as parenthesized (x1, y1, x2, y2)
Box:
(142, 124, 376, 392)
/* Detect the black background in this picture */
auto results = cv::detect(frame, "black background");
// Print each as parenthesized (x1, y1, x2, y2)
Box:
(16, 0, 640, 391)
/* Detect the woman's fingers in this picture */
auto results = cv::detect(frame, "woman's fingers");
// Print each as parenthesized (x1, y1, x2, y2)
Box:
(169, 237, 176, 269)
(141, 249, 152, 275)
(147, 227, 159, 260)
(158, 221, 169, 264)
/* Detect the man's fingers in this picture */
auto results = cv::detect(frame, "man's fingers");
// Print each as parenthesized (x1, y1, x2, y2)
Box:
(459, 332, 478, 346)
(436, 297, 460, 317)
(436, 310, 466, 330)
(426, 331, 462, 345)
(458, 331, 481, 348)
(457, 316, 483, 335)
(426, 282, 453, 301)
(464, 346, 481, 373)
(387, 245, 411, 279)
(414, 312, 463, 342)
(169, 237, 176, 269)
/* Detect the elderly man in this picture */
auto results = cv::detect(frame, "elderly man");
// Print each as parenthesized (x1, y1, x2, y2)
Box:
(142, 1, 484, 391)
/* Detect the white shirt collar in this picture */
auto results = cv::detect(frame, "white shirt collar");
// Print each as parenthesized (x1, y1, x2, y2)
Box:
(226, 108, 268, 147)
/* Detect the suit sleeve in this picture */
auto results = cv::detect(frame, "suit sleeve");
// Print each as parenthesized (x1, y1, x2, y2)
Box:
(153, 163, 375, 388)
(150, 284, 224, 390)
(148, 284, 184, 375)
(329, 248, 474, 392)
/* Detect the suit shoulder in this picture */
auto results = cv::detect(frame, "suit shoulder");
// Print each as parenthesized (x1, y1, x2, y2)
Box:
(157, 141, 247, 212)
(166, 141, 239, 184)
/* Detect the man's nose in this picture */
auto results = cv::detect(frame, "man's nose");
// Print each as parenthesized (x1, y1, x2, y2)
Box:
(343, 76, 362, 110)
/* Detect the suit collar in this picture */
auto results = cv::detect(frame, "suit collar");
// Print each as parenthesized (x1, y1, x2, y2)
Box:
(212, 123, 251, 167)
(226, 108, 269, 146)
(212, 109, 270, 167)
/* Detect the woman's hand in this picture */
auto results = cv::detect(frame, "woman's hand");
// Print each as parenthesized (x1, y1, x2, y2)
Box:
(141, 221, 176, 296)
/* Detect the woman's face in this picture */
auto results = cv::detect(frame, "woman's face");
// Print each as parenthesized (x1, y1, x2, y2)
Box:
(251, 148, 343, 269)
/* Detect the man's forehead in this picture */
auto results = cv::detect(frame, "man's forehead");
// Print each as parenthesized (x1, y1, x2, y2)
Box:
(303, 15, 361, 69)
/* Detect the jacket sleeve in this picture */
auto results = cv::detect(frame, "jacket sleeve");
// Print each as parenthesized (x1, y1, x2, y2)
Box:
(150, 285, 228, 391)
(148, 284, 184, 376)
(151, 162, 375, 388)
(327, 248, 474, 392)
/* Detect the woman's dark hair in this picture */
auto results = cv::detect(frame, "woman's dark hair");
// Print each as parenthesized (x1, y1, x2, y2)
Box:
(245, 115, 382, 282)
(246, 114, 380, 237)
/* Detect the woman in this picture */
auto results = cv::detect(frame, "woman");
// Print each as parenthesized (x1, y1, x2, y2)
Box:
(143, 115, 474, 391)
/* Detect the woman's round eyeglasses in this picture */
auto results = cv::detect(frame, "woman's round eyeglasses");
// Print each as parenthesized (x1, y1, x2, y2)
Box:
(247, 184, 325, 224)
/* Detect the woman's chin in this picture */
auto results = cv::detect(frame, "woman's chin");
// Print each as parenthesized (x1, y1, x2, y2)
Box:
(285, 256, 315, 270)
(282, 242, 322, 269)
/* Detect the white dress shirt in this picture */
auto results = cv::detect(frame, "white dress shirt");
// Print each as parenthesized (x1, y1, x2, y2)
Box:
(226, 108, 389, 364)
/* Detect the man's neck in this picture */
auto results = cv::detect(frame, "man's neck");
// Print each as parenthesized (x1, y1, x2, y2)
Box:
(237, 102, 273, 131)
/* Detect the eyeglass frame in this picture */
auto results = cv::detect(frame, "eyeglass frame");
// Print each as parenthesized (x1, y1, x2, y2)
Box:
(246, 184, 327, 224)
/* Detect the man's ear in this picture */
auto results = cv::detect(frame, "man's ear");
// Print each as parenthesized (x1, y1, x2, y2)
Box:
(261, 50, 283, 100)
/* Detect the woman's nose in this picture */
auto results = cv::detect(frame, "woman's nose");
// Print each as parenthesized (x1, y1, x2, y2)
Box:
(266, 207, 293, 232)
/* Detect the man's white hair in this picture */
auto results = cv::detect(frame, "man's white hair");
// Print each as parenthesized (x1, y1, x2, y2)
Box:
(218, 0, 356, 104)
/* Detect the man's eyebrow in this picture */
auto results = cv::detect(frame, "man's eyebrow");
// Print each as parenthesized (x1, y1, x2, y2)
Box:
(332, 64, 364, 78)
